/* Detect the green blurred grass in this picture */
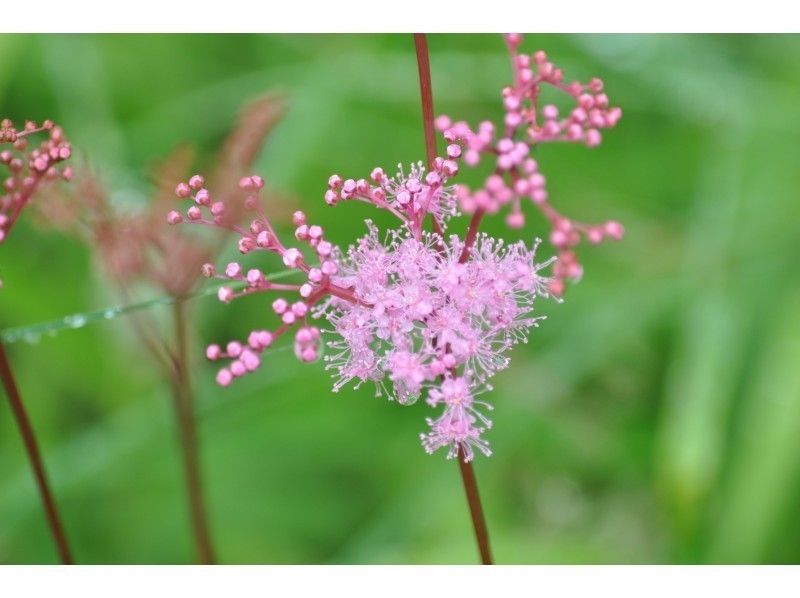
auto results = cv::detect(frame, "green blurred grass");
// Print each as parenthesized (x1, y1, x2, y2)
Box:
(1, 34, 800, 564)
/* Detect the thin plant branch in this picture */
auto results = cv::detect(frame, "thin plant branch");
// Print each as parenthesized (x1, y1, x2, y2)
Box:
(0, 340, 74, 564)
(169, 298, 216, 564)
(414, 32, 444, 238)
(458, 448, 493, 564)
(0, 272, 297, 346)
(414, 32, 494, 565)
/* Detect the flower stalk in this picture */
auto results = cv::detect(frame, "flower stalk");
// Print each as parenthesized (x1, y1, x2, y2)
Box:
(170, 298, 215, 564)
(0, 340, 73, 564)
(415, 32, 494, 565)
(458, 448, 492, 564)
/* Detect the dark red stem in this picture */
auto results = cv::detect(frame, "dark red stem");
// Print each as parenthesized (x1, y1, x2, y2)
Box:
(414, 33, 438, 168)
(458, 449, 493, 564)
(0, 340, 74, 564)
(414, 33, 444, 239)
(459, 209, 486, 263)
(414, 32, 494, 565)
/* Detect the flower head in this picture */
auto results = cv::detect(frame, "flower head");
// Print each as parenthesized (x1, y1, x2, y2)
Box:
(435, 33, 624, 296)
(325, 160, 459, 236)
(1, 118, 71, 287)
(169, 34, 623, 462)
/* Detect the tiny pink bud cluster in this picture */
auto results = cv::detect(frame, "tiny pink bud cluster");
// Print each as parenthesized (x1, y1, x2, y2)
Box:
(170, 174, 355, 386)
(434, 34, 624, 295)
(207, 334, 269, 387)
(294, 325, 321, 362)
(1, 119, 72, 247)
(325, 159, 459, 236)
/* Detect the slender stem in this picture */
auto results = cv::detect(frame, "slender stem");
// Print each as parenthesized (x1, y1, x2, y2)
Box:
(170, 299, 216, 564)
(459, 209, 486, 263)
(0, 340, 73, 564)
(413, 33, 438, 167)
(457, 449, 493, 565)
(413, 32, 444, 238)
(414, 32, 494, 565)
(118, 284, 175, 377)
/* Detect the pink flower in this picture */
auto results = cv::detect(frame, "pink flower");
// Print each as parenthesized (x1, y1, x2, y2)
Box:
(435, 33, 624, 296)
(169, 35, 622, 462)
(1, 119, 71, 286)
(171, 167, 554, 460)
(325, 161, 459, 235)
(316, 217, 553, 458)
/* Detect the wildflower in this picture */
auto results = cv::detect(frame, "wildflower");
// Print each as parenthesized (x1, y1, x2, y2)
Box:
(171, 162, 553, 461)
(0, 119, 71, 286)
(421, 375, 494, 462)
(31, 95, 286, 564)
(35, 94, 287, 299)
(325, 160, 459, 234)
(435, 33, 624, 296)
(170, 35, 623, 462)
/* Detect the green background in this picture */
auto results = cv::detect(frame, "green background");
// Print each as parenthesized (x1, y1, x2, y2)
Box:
(1, 34, 800, 564)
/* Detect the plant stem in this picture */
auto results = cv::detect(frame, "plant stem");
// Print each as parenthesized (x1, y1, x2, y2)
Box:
(413, 33, 438, 168)
(459, 209, 486, 263)
(0, 340, 73, 564)
(414, 32, 444, 238)
(458, 449, 493, 564)
(414, 31, 494, 565)
(170, 299, 216, 564)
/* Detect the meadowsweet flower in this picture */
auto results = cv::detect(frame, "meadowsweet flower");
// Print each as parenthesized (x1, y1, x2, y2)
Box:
(421, 375, 494, 461)
(0, 119, 71, 286)
(170, 35, 623, 462)
(318, 223, 553, 400)
(171, 159, 554, 461)
(318, 222, 553, 460)
(325, 159, 459, 233)
(435, 33, 624, 296)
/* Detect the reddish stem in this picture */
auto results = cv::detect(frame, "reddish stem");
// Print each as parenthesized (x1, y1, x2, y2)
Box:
(414, 33, 438, 169)
(414, 33, 444, 239)
(0, 340, 74, 564)
(413, 32, 494, 565)
(459, 209, 485, 263)
(171, 299, 216, 564)
(458, 449, 493, 564)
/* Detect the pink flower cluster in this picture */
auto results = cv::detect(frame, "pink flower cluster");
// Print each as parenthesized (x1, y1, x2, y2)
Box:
(1, 119, 71, 288)
(435, 33, 623, 296)
(168, 174, 359, 387)
(169, 161, 554, 461)
(167, 34, 624, 461)
(323, 159, 459, 233)
(320, 221, 553, 461)
(1, 119, 72, 246)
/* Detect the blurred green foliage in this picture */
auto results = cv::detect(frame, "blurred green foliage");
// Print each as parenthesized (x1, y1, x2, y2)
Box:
(1, 34, 800, 564)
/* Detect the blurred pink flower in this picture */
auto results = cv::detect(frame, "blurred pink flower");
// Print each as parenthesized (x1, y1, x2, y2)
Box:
(1, 119, 72, 286)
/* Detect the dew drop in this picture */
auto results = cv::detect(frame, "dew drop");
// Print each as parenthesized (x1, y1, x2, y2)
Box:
(23, 331, 41, 345)
(63, 314, 87, 329)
